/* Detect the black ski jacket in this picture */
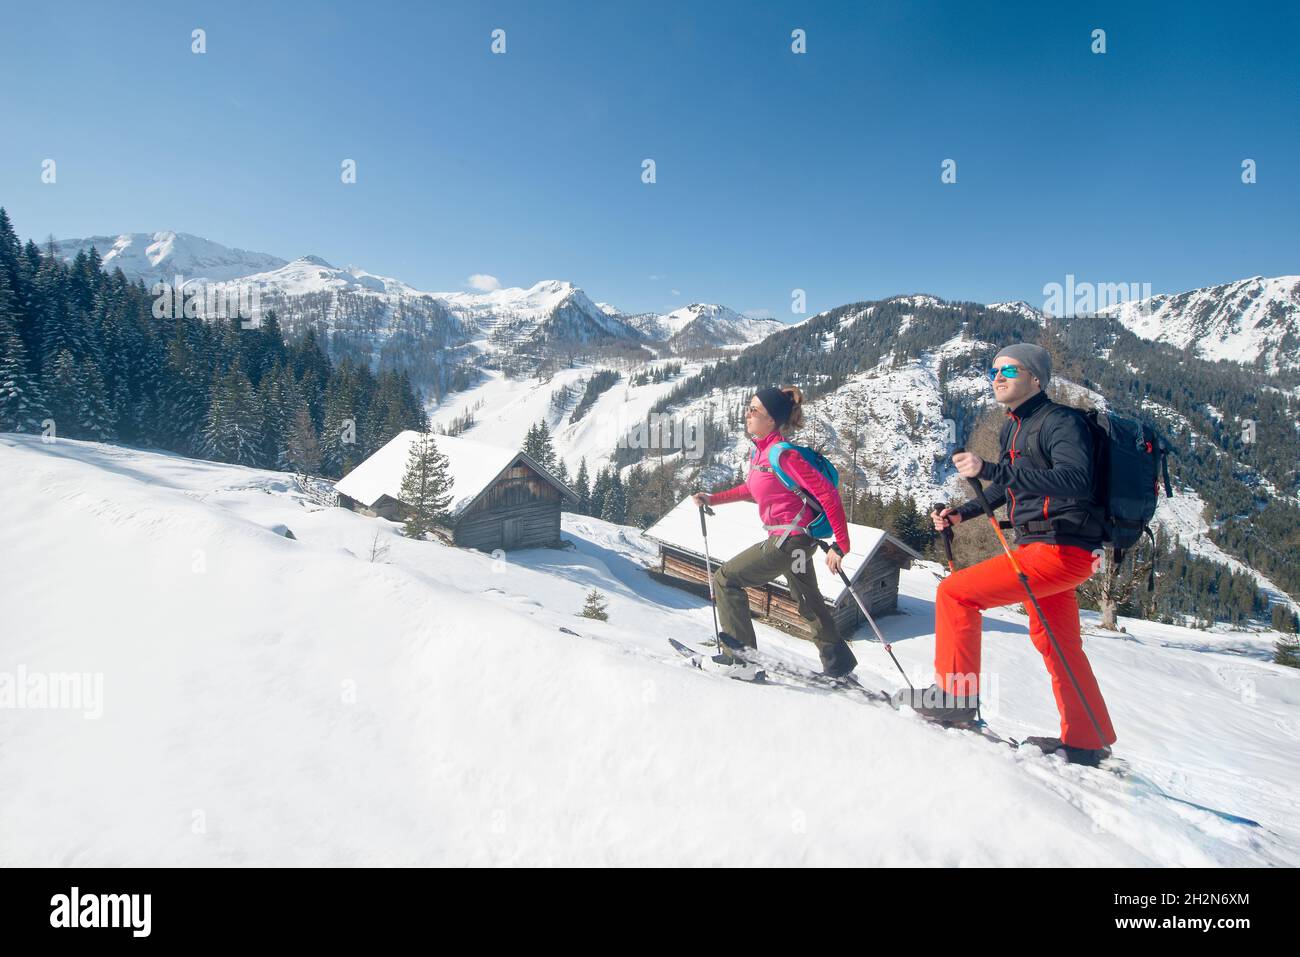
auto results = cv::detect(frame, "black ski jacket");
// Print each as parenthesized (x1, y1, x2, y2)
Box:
(954, 390, 1105, 550)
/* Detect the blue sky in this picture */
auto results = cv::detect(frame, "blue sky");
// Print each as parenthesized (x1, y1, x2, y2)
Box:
(2, 0, 1297, 319)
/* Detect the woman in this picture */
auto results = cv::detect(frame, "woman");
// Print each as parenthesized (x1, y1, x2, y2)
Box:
(691, 386, 857, 677)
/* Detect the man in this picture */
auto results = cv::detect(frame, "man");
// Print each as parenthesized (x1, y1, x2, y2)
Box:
(905, 342, 1117, 766)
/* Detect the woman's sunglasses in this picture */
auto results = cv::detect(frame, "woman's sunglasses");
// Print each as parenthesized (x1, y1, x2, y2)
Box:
(987, 364, 1022, 381)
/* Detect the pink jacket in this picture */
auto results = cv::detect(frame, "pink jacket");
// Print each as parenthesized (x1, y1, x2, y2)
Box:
(709, 431, 851, 554)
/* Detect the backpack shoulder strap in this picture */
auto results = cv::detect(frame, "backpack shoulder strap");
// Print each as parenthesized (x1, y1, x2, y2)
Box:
(766, 441, 796, 490)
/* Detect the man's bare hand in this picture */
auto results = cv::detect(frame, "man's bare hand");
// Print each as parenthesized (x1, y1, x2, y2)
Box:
(931, 507, 962, 532)
(826, 549, 843, 575)
(691, 491, 711, 508)
(952, 451, 984, 478)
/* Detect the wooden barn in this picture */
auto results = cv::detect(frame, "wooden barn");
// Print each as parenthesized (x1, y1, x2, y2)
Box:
(334, 431, 578, 551)
(645, 497, 923, 641)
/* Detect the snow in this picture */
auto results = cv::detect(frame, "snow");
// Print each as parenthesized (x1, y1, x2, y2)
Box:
(2, 432, 1298, 866)
(1101, 275, 1300, 374)
(436, 279, 580, 320)
(658, 303, 784, 347)
(51, 232, 289, 286)
(1154, 487, 1300, 616)
(645, 496, 919, 603)
(987, 300, 1047, 324)
(222, 256, 429, 300)
(429, 361, 702, 477)
(334, 430, 552, 517)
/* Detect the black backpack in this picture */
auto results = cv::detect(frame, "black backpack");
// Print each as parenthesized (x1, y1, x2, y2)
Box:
(1037, 407, 1173, 588)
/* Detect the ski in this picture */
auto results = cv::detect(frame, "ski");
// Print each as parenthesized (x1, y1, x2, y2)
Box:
(716, 633, 891, 702)
(668, 638, 766, 682)
(932, 718, 1021, 751)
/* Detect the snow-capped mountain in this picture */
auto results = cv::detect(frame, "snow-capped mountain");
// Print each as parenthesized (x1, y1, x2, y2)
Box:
(52, 231, 287, 286)
(225, 255, 433, 300)
(662, 303, 785, 352)
(988, 300, 1047, 324)
(1100, 275, 1300, 373)
(51, 231, 791, 374)
(209, 256, 471, 395)
(436, 280, 644, 350)
(600, 302, 785, 353)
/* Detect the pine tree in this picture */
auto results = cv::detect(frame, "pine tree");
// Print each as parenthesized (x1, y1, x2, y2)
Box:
(201, 360, 262, 465)
(46, 349, 85, 439)
(161, 322, 209, 455)
(0, 270, 47, 434)
(286, 397, 323, 474)
(78, 358, 115, 441)
(601, 470, 627, 524)
(1275, 631, 1300, 669)
(0, 314, 48, 433)
(887, 496, 930, 554)
(399, 432, 453, 539)
(574, 458, 591, 515)
(580, 589, 609, 621)
(320, 365, 359, 478)
(258, 363, 293, 469)
(523, 418, 557, 472)
(590, 467, 610, 520)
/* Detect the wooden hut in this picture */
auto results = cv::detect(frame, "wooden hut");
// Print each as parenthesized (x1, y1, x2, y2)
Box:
(334, 431, 578, 551)
(645, 497, 922, 641)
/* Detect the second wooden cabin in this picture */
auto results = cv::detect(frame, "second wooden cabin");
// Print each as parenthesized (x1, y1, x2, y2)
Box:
(645, 497, 923, 640)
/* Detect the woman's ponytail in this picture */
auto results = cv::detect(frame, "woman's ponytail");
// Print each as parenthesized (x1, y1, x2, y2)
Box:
(781, 385, 804, 430)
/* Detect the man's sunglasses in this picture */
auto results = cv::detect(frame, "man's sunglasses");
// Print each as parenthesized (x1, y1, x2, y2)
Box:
(987, 365, 1022, 381)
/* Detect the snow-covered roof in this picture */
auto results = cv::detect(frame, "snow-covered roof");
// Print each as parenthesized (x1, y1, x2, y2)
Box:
(334, 431, 575, 517)
(645, 497, 921, 603)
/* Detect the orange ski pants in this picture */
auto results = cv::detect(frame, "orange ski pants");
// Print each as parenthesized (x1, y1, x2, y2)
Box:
(934, 542, 1117, 749)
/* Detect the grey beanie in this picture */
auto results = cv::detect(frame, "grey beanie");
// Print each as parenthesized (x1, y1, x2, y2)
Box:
(995, 342, 1051, 387)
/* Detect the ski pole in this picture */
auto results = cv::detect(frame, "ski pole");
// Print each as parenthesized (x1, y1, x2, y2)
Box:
(698, 504, 724, 652)
(934, 501, 956, 574)
(959, 461, 1108, 749)
(816, 541, 913, 690)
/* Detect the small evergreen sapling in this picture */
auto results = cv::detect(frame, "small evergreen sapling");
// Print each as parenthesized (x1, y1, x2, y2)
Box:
(580, 589, 609, 621)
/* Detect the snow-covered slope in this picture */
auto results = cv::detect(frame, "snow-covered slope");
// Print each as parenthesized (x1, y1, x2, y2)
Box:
(2, 433, 1296, 865)
(53, 231, 288, 286)
(1101, 276, 1300, 373)
(429, 359, 700, 477)
(1154, 487, 1300, 617)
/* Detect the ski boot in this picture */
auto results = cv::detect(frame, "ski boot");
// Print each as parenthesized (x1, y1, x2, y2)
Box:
(1022, 736, 1112, 767)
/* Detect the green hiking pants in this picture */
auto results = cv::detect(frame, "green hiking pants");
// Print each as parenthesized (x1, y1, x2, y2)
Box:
(712, 533, 846, 661)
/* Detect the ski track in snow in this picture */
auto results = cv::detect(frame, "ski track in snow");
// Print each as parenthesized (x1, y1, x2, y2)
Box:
(1, 434, 1297, 866)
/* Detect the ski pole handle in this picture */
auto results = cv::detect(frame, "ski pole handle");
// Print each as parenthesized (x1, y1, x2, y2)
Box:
(698, 503, 714, 536)
(953, 446, 995, 518)
(815, 540, 851, 581)
(933, 501, 955, 565)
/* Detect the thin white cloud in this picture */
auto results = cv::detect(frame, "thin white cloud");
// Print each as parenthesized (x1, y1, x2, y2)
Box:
(467, 273, 501, 292)
(671, 288, 681, 296)
(743, 308, 775, 319)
